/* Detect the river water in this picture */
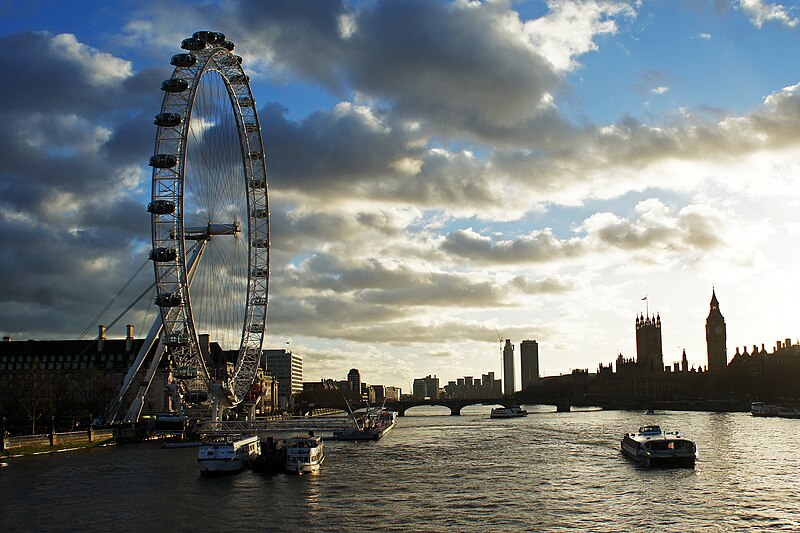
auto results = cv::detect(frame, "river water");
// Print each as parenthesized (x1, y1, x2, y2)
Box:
(1, 406, 799, 532)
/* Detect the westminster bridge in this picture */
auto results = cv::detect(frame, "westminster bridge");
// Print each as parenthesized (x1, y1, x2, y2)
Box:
(383, 396, 572, 416)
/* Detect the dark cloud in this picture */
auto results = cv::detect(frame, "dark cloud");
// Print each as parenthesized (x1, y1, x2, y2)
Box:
(217, 0, 576, 146)
(263, 102, 414, 190)
(237, 0, 350, 87)
(0, 31, 162, 338)
(441, 228, 585, 265)
(345, 0, 563, 138)
(262, 103, 502, 208)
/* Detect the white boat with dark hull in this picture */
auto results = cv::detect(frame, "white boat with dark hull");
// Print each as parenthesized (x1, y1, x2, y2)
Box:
(621, 425, 696, 468)
(751, 402, 778, 417)
(490, 406, 528, 419)
(751, 402, 800, 418)
(333, 407, 398, 441)
(197, 435, 260, 474)
(285, 433, 325, 475)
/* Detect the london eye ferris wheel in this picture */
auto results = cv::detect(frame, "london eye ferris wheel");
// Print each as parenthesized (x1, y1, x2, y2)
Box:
(148, 31, 269, 411)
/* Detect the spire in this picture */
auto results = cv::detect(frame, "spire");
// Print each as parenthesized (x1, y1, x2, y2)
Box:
(710, 287, 719, 310)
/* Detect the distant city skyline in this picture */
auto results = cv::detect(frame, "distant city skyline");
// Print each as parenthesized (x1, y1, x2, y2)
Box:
(2, 1, 800, 391)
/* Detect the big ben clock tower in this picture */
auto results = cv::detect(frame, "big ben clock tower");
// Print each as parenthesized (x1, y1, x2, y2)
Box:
(706, 288, 728, 373)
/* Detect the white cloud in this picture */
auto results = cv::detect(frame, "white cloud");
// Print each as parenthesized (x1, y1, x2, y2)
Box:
(49, 33, 132, 86)
(525, 0, 637, 71)
(738, 0, 799, 28)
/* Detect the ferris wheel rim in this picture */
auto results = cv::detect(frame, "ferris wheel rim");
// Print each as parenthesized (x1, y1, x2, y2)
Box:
(148, 32, 269, 407)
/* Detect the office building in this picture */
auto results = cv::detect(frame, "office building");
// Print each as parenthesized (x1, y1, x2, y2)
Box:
(264, 349, 303, 409)
(503, 339, 515, 396)
(520, 339, 539, 390)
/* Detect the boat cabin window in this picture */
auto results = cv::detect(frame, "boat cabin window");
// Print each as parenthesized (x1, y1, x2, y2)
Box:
(646, 440, 688, 451)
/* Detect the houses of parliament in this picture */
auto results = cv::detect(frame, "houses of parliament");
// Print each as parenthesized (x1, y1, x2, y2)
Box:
(527, 289, 800, 405)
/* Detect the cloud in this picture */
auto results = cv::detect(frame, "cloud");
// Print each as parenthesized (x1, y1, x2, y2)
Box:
(438, 199, 725, 266)
(440, 227, 585, 265)
(525, 0, 637, 71)
(511, 276, 575, 294)
(344, 0, 566, 138)
(49, 33, 133, 86)
(0, 32, 162, 338)
(738, 0, 799, 28)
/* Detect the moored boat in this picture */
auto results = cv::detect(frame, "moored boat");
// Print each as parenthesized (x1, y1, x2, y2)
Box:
(621, 425, 696, 468)
(197, 435, 260, 474)
(490, 406, 528, 419)
(285, 432, 325, 474)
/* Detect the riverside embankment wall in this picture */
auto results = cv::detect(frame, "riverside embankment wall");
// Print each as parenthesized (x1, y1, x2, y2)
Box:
(3, 429, 114, 452)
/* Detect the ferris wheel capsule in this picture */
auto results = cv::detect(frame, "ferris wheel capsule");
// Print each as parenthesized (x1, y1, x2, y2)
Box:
(181, 37, 205, 51)
(171, 54, 197, 68)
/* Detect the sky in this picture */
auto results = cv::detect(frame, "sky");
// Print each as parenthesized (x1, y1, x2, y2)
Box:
(2, 0, 800, 392)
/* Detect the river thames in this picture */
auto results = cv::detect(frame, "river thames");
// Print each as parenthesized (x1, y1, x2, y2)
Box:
(1, 406, 799, 531)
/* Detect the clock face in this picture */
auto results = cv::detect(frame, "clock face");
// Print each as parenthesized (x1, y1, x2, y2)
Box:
(715, 326, 722, 334)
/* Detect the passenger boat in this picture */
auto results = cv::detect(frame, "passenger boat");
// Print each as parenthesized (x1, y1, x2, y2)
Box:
(751, 402, 779, 417)
(621, 425, 696, 468)
(197, 435, 260, 474)
(285, 432, 325, 474)
(333, 407, 398, 441)
(490, 406, 528, 419)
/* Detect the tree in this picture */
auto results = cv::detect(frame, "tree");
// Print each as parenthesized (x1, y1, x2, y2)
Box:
(11, 364, 54, 434)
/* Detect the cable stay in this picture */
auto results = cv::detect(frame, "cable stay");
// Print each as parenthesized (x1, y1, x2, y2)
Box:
(78, 257, 151, 340)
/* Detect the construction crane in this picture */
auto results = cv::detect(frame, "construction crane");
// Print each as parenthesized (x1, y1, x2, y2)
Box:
(494, 327, 504, 386)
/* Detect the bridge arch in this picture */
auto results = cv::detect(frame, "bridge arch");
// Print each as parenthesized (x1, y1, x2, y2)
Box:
(401, 404, 453, 416)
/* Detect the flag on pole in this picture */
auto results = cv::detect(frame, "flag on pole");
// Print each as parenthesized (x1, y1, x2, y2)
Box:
(641, 295, 647, 300)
